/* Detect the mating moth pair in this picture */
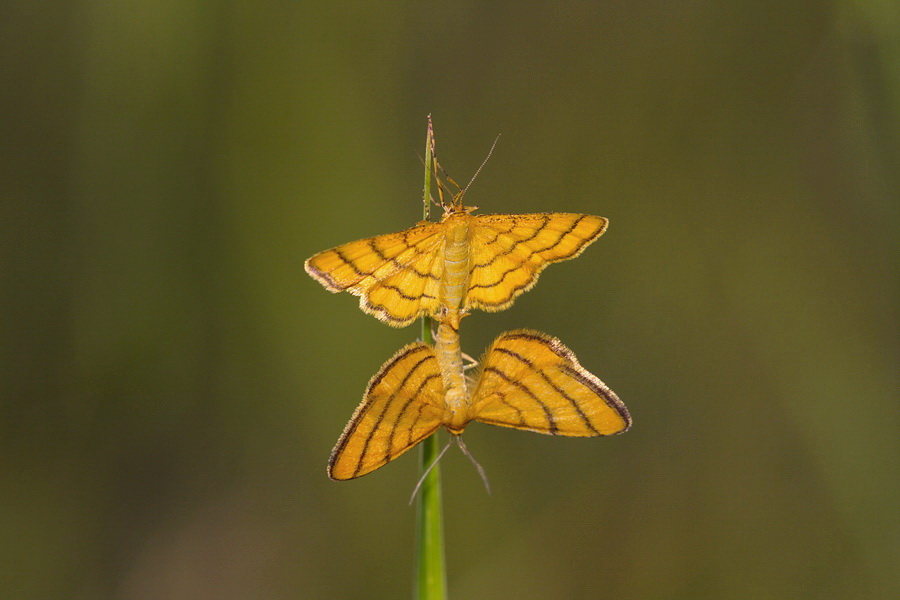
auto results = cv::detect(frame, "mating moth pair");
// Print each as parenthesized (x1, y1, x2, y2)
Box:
(305, 130, 631, 481)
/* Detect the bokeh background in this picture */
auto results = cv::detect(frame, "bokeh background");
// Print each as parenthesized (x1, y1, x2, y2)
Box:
(2, 2, 897, 599)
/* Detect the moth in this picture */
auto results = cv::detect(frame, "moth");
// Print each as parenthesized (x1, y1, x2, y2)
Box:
(305, 205, 607, 327)
(328, 329, 631, 480)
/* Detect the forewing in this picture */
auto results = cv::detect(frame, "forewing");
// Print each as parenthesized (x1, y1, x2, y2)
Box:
(304, 221, 445, 327)
(470, 329, 630, 436)
(328, 343, 445, 480)
(466, 213, 607, 311)
(360, 241, 444, 327)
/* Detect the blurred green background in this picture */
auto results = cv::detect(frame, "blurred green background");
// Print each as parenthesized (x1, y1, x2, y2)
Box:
(2, 2, 897, 599)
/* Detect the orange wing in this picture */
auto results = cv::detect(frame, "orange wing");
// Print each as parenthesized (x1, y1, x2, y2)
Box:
(328, 343, 445, 480)
(466, 213, 607, 312)
(307, 213, 607, 324)
(305, 222, 445, 327)
(469, 329, 630, 436)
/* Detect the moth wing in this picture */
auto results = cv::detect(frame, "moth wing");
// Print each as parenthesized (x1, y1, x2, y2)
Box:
(466, 214, 607, 312)
(305, 221, 445, 327)
(328, 342, 445, 480)
(470, 329, 630, 436)
(360, 240, 445, 327)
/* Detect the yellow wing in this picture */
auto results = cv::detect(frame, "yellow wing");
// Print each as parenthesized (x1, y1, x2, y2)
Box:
(466, 213, 607, 312)
(305, 222, 445, 327)
(470, 329, 630, 436)
(328, 343, 445, 480)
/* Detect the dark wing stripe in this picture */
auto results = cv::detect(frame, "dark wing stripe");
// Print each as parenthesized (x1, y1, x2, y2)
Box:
(493, 346, 599, 435)
(558, 363, 629, 420)
(494, 391, 526, 426)
(405, 401, 431, 446)
(466, 277, 534, 306)
(365, 238, 442, 281)
(318, 237, 442, 290)
(481, 366, 558, 434)
(373, 282, 437, 302)
(329, 346, 431, 464)
(468, 261, 529, 291)
(501, 331, 631, 431)
(522, 214, 589, 257)
(501, 331, 554, 346)
(471, 214, 551, 269)
(472, 214, 587, 270)
(366, 237, 390, 262)
(303, 262, 336, 289)
(362, 306, 409, 326)
(540, 215, 601, 257)
(492, 346, 534, 367)
(478, 214, 552, 265)
(386, 372, 442, 462)
(479, 227, 505, 246)
(363, 345, 430, 401)
(468, 219, 590, 293)
(361, 293, 435, 327)
(332, 247, 369, 279)
(352, 353, 435, 477)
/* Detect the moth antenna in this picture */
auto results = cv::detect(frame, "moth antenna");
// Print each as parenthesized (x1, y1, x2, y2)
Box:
(461, 134, 501, 198)
(427, 113, 437, 160)
(432, 158, 464, 212)
(435, 172, 449, 212)
(434, 159, 463, 195)
(423, 114, 456, 215)
(408, 435, 454, 505)
(427, 120, 456, 213)
(456, 436, 492, 496)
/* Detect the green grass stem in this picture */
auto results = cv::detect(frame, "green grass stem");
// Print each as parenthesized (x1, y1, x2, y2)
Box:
(414, 115, 448, 600)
